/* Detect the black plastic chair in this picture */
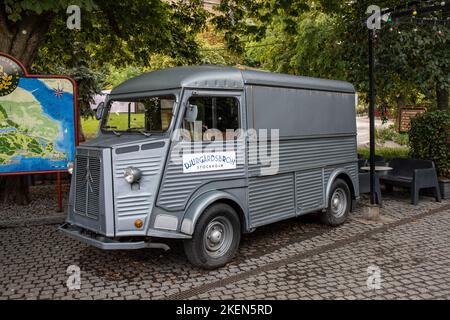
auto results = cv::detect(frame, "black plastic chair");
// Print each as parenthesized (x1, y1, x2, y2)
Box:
(374, 155, 386, 166)
(379, 158, 441, 205)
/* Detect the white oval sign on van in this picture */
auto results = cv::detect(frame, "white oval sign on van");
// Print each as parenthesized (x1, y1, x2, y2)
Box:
(182, 152, 237, 173)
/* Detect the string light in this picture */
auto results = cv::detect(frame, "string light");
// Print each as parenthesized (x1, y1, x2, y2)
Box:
(386, 16, 450, 27)
(362, 1, 450, 29)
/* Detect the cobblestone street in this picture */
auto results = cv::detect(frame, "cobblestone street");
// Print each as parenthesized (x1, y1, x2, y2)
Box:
(1, 190, 449, 300)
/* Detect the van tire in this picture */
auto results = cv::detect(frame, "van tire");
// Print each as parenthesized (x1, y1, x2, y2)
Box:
(321, 178, 351, 226)
(184, 203, 241, 269)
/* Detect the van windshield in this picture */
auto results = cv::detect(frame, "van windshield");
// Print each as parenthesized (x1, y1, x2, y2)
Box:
(102, 95, 175, 133)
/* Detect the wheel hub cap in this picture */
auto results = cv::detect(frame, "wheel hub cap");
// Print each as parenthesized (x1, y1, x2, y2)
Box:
(333, 197, 340, 207)
(209, 229, 222, 244)
(203, 216, 234, 258)
(331, 188, 347, 218)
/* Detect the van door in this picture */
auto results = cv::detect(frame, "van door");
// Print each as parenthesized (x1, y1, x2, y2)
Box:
(157, 90, 247, 212)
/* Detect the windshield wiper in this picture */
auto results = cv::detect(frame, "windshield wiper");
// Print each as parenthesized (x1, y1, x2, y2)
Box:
(126, 127, 152, 137)
(139, 130, 152, 137)
(103, 125, 121, 136)
(126, 127, 144, 131)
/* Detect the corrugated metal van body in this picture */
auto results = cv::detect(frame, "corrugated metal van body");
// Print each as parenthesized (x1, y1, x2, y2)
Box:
(246, 85, 358, 229)
(157, 140, 246, 211)
(65, 66, 359, 244)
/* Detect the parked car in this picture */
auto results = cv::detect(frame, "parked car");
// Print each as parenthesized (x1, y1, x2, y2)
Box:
(60, 66, 359, 268)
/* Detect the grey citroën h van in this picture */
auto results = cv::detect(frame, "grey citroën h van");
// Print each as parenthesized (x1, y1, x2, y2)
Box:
(60, 66, 358, 269)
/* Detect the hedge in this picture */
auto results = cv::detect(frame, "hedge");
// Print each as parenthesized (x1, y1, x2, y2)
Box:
(408, 110, 450, 178)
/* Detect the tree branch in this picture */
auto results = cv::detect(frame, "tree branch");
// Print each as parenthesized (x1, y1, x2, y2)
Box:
(21, 13, 54, 69)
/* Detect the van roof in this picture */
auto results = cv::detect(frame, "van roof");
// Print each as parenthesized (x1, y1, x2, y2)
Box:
(110, 65, 355, 95)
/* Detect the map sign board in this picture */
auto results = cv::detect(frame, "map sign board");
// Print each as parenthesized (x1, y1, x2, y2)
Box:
(0, 52, 78, 175)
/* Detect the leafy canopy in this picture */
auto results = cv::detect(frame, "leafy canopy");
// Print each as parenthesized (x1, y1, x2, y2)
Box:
(2, 0, 209, 117)
(213, 0, 450, 109)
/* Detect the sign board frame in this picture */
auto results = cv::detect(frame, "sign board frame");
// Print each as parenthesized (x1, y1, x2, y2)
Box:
(397, 106, 427, 133)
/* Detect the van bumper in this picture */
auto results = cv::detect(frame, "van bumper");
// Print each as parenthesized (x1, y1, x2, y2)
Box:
(59, 223, 170, 251)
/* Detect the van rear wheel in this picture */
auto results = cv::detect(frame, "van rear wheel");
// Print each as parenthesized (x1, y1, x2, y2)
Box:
(184, 203, 241, 269)
(321, 178, 351, 226)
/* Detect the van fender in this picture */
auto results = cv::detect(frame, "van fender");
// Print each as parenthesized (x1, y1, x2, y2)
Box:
(325, 168, 356, 208)
(180, 190, 246, 235)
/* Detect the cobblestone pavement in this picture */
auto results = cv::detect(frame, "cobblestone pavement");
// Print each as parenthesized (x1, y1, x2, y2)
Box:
(0, 192, 449, 300)
(0, 185, 69, 225)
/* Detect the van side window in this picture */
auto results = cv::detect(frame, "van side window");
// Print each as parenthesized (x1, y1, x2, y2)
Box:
(185, 96, 240, 140)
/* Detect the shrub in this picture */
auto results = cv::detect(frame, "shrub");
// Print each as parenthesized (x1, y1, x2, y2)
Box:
(356, 104, 368, 116)
(376, 124, 409, 146)
(409, 111, 450, 178)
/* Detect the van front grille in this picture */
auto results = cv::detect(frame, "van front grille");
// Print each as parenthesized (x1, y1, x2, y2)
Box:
(74, 151, 101, 219)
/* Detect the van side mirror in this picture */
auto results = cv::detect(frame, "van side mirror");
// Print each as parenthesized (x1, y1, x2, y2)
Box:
(184, 104, 198, 123)
(95, 102, 105, 120)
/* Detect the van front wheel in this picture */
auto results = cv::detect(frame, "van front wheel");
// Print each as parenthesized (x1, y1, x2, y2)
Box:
(321, 178, 351, 226)
(184, 203, 241, 269)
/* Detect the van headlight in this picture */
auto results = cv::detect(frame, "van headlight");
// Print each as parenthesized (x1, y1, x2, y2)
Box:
(67, 162, 74, 175)
(124, 167, 142, 184)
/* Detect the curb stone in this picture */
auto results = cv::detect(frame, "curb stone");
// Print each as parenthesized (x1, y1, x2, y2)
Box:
(0, 215, 65, 228)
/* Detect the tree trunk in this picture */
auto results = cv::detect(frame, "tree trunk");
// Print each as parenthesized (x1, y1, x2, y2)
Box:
(436, 82, 449, 111)
(0, 175, 31, 205)
(78, 113, 86, 143)
(0, 6, 54, 205)
(0, 6, 54, 69)
(396, 93, 406, 108)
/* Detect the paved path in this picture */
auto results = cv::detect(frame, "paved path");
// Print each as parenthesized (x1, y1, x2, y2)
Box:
(356, 116, 394, 147)
(0, 193, 449, 300)
(187, 205, 450, 300)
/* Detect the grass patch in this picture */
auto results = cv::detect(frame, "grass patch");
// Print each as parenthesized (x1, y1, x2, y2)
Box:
(81, 117, 99, 140)
(358, 147, 410, 161)
(81, 114, 146, 140)
(107, 113, 145, 130)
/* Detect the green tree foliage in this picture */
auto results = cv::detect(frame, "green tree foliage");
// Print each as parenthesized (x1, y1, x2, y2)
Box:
(103, 31, 244, 89)
(1, 0, 209, 122)
(0, 0, 209, 204)
(341, 1, 450, 110)
(245, 12, 344, 79)
(214, 0, 450, 111)
(1, 0, 208, 67)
